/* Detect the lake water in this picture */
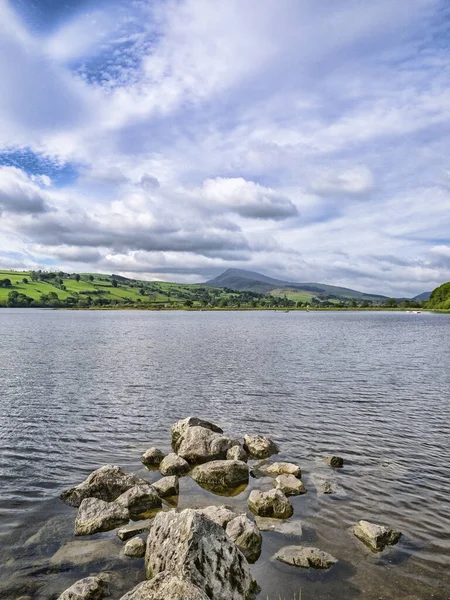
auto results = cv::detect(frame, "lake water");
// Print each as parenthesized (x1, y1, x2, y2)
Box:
(0, 309, 449, 599)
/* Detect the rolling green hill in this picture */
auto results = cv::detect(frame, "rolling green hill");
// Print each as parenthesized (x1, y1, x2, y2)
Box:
(427, 282, 450, 309)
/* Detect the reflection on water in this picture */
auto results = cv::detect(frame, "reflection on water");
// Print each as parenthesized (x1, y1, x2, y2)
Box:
(0, 309, 449, 599)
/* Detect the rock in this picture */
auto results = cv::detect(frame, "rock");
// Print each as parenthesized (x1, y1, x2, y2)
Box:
(159, 453, 190, 476)
(141, 448, 165, 468)
(274, 546, 338, 569)
(191, 460, 249, 494)
(254, 516, 302, 536)
(74, 497, 129, 536)
(274, 474, 306, 496)
(243, 435, 279, 459)
(115, 484, 162, 518)
(120, 572, 209, 600)
(171, 417, 223, 450)
(248, 489, 293, 519)
(124, 537, 146, 558)
(353, 520, 402, 551)
(325, 455, 344, 468)
(266, 462, 301, 478)
(145, 509, 259, 600)
(225, 515, 262, 563)
(176, 426, 238, 465)
(195, 505, 238, 528)
(57, 575, 109, 600)
(227, 445, 248, 462)
(51, 539, 118, 566)
(60, 465, 149, 507)
(117, 521, 152, 541)
(152, 476, 179, 498)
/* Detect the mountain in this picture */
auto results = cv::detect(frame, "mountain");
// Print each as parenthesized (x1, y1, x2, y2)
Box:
(412, 291, 432, 301)
(205, 268, 388, 302)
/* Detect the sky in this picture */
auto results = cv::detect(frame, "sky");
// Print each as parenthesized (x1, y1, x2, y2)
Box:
(1, 0, 450, 296)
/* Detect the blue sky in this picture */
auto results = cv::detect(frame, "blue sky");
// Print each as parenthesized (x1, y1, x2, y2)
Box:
(1, 0, 450, 295)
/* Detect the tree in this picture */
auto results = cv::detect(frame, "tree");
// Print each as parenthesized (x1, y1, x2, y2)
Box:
(184, 299, 193, 308)
(75, 274, 81, 282)
(89, 275, 94, 281)
(111, 279, 118, 288)
(7, 291, 32, 306)
(22, 278, 28, 284)
(385, 298, 397, 308)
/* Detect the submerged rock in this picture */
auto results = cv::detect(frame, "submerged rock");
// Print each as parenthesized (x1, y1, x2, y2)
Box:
(74, 497, 129, 536)
(225, 515, 262, 563)
(266, 462, 301, 478)
(190, 460, 249, 494)
(195, 505, 238, 528)
(124, 537, 146, 558)
(254, 516, 302, 537)
(176, 426, 238, 465)
(152, 476, 179, 499)
(51, 539, 118, 566)
(141, 448, 165, 468)
(145, 509, 259, 599)
(353, 520, 402, 551)
(120, 572, 209, 600)
(117, 521, 152, 541)
(115, 484, 162, 519)
(159, 453, 190, 476)
(248, 489, 293, 519)
(243, 435, 279, 459)
(325, 455, 344, 468)
(171, 417, 223, 450)
(274, 474, 306, 496)
(60, 465, 148, 508)
(57, 574, 109, 600)
(274, 546, 338, 569)
(227, 445, 248, 462)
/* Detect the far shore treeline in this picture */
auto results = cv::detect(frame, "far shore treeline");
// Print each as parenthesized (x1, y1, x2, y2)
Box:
(0, 269, 448, 310)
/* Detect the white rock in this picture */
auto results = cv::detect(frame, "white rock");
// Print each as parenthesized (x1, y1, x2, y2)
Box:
(159, 453, 190, 476)
(243, 435, 279, 459)
(115, 484, 162, 518)
(74, 497, 129, 536)
(171, 417, 223, 449)
(176, 426, 238, 465)
(248, 489, 293, 519)
(274, 546, 338, 569)
(124, 537, 146, 558)
(195, 505, 238, 528)
(152, 476, 179, 498)
(353, 520, 401, 551)
(274, 474, 306, 496)
(190, 460, 249, 494)
(266, 462, 301, 477)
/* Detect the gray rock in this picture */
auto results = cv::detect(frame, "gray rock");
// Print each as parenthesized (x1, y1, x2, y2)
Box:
(115, 484, 162, 518)
(195, 505, 238, 528)
(117, 521, 152, 541)
(176, 426, 238, 465)
(325, 455, 344, 468)
(226, 515, 262, 563)
(254, 516, 302, 536)
(51, 539, 118, 566)
(124, 537, 146, 558)
(145, 509, 259, 599)
(120, 572, 209, 600)
(353, 520, 402, 551)
(191, 460, 249, 494)
(159, 453, 190, 476)
(317, 478, 337, 494)
(57, 574, 109, 600)
(74, 497, 129, 536)
(171, 417, 223, 450)
(248, 489, 293, 519)
(227, 445, 248, 462)
(61, 465, 149, 507)
(152, 476, 179, 498)
(274, 474, 306, 496)
(266, 462, 301, 477)
(141, 448, 165, 468)
(243, 435, 279, 459)
(274, 546, 338, 569)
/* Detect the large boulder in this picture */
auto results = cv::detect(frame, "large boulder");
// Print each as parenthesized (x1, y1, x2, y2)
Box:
(190, 460, 249, 495)
(57, 575, 109, 600)
(274, 546, 338, 569)
(74, 497, 129, 536)
(152, 476, 179, 499)
(266, 462, 301, 477)
(226, 515, 262, 563)
(196, 505, 239, 529)
(120, 572, 209, 600)
(159, 453, 190, 476)
(243, 435, 279, 459)
(115, 484, 162, 518)
(227, 445, 248, 462)
(141, 448, 165, 468)
(171, 417, 223, 450)
(176, 426, 238, 465)
(60, 465, 148, 507)
(274, 474, 306, 496)
(353, 520, 401, 551)
(124, 537, 146, 558)
(145, 509, 259, 600)
(248, 489, 293, 519)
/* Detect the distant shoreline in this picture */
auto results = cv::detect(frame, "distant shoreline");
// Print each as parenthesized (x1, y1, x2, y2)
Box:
(1, 306, 448, 313)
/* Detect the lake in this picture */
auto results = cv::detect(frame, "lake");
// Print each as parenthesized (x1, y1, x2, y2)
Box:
(0, 309, 449, 599)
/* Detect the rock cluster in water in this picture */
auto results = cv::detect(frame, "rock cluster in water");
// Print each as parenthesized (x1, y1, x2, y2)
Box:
(57, 416, 402, 599)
